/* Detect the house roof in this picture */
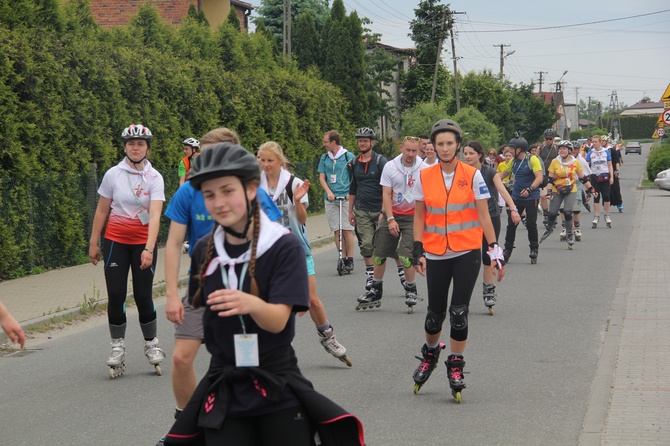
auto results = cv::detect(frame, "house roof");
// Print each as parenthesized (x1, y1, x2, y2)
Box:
(230, 0, 253, 11)
(620, 101, 664, 116)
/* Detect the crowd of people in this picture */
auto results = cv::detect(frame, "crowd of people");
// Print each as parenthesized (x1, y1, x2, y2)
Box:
(0, 121, 625, 445)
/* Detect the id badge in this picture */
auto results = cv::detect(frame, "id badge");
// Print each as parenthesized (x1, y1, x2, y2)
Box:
(234, 334, 259, 367)
(396, 192, 403, 204)
(137, 209, 150, 225)
(330, 174, 337, 184)
(403, 190, 414, 203)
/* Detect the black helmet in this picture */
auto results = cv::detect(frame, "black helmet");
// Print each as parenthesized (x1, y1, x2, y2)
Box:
(543, 129, 556, 139)
(430, 119, 462, 142)
(508, 137, 529, 152)
(557, 139, 573, 149)
(355, 127, 376, 139)
(189, 142, 260, 191)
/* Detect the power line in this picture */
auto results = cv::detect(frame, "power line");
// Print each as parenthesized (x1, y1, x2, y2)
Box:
(459, 9, 670, 33)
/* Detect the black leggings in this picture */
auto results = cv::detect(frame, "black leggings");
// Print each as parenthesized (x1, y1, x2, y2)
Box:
(425, 250, 481, 341)
(206, 405, 315, 445)
(103, 239, 157, 327)
(481, 215, 501, 266)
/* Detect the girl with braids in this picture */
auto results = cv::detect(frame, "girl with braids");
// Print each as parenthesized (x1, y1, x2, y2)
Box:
(163, 142, 363, 446)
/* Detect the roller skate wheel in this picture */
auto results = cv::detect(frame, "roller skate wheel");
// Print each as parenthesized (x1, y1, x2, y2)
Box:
(488, 307, 494, 316)
(375, 301, 381, 308)
(531, 258, 537, 264)
(337, 259, 343, 276)
(568, 245, 573, 250)
(155, 364, 162, 376)
(109, 365, 125, 379)
(413, 383, 422, 394)
(560, 235, 566, 241)
(355, 303, 362, 311)
(452, 390, 462, 403)
(339, 355, 353, 367)
(407, 306, 414, 314)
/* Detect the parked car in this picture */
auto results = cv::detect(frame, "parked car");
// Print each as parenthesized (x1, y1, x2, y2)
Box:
(624, 141, 642, 154)
(654, 168, 670, 191)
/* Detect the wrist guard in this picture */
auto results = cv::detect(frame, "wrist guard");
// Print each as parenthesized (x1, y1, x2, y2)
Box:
(579, 176, 589, 184)
(547, 176, 555, 185)
(412, 241, 425, 265)
(487, 243, 505, 270)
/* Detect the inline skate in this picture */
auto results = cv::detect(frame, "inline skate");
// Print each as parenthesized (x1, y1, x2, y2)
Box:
(574, 228, 582, 242)
(529, 248, 538, 264)
(566, 232, 575, 250)
(604, 214, 612, 228)
(412, 343, 445, 394)
(559, 227, 567, 241)
(318, 326, 352, 367)
(356, 281, 382, 310)
(404, 282, 421, 314)
(539, 226, 553, 243)
(482, 282, 496, 315)
(592, 214, 600, 229)
(446, 354, 466, 403)
(107, 338, 126, 379)
(144, 337, 166, 376)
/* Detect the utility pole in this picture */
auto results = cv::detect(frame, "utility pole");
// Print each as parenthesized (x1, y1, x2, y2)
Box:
(448, 8, 465, 111)
(430, 10, 447, 104)
(574, 87, 580, 124)
(283, 0, 291, 56)
(494, 44, 511, 80)
(587, 96, 592, 136)
(535, 71, 547, 94)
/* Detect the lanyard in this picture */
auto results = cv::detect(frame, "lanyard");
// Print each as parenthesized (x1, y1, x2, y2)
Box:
(220, 261, 250, 334)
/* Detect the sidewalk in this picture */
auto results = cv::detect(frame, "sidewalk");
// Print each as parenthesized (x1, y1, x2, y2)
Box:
(580, 187, 670, 445)
(0, 213, 332, 331)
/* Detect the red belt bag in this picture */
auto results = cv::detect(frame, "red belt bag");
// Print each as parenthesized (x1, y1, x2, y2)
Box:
(595, 173, 610, 183)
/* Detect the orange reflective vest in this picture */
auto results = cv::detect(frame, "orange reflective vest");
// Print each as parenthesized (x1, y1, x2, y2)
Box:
(420, 162, 483, 255)
(182, 156, 191, 180)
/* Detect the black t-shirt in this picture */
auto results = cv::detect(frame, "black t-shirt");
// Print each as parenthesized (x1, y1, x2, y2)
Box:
(348, 151, 388, 211)
(189, 232, 310, 416)
(481, 164, 501, 217)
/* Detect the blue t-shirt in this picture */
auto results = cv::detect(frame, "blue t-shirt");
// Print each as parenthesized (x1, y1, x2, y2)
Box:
(164, 182, 214, 257)
(317, 149, 355, 199)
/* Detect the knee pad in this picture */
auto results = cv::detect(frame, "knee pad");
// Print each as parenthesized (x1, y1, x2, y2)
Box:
(398, 256, 411, 268)
(424, 309, 447, 335)
(449, 305, 469, 331)
(373, 256, 386, 266)
(563, 210, 573, 220)
(573, 210, 581, 215)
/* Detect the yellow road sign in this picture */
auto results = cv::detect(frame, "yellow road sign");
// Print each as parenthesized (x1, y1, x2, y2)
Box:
(659, 115, 666, 125)
(662, 83, 670, 101)
(652, 129, 659, 139)
(665, 101, 670, 108)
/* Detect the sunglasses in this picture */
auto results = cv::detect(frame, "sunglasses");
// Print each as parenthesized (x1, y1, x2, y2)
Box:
(402, 136, 421, 143)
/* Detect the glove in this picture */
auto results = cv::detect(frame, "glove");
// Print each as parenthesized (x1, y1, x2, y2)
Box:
(487, 243, 506, 270)
(412, 241, 425, 265)
(546, 189, 554, 199)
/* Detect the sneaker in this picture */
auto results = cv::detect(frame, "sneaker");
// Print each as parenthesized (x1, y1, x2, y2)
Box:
(144, 338, 166, 365)
(318, 326, 346, 358)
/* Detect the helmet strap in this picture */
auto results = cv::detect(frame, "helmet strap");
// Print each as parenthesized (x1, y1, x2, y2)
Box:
(222, 189, 257, 240)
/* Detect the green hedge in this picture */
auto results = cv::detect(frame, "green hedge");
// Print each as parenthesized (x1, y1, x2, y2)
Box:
(647, 143, 670, 181)
(0, 1, 352, 280)
(620, 115, 659, 140)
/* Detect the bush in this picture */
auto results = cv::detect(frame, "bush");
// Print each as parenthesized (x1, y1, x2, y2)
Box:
(647, 143, 670, 180)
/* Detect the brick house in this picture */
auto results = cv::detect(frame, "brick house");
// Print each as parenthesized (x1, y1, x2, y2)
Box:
(89, 0, 253, 31)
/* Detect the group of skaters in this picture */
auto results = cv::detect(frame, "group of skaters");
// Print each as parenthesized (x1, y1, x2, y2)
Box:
(0, 119, 625, 444)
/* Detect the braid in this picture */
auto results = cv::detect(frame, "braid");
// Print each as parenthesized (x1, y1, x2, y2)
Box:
(193, 224, 219, 308)
(249, 199, 261, 297)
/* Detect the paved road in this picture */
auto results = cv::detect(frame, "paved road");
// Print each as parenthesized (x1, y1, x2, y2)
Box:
(0, 148, 659, 445)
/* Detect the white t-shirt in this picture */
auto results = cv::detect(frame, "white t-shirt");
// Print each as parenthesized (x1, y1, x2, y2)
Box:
(98, 159, 165, 219)
(414, 163, 489, 260)
(380, 154, 428, 216)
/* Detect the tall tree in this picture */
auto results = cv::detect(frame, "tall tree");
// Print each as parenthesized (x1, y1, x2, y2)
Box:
(402, 0, 450, 109)
(321, 0, 368, 126)
(253, 0, 329, 45)
(293, 12, 319, 70)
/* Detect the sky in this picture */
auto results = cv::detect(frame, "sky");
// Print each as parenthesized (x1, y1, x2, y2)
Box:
(248, 1, 670, 109)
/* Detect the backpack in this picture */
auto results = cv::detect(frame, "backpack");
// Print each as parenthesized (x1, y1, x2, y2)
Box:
(285, 174, 296, 204)
(348, 152, 383, 177)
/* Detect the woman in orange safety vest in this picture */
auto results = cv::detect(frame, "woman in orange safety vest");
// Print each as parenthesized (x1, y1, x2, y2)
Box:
(410, 119, 506, 403)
